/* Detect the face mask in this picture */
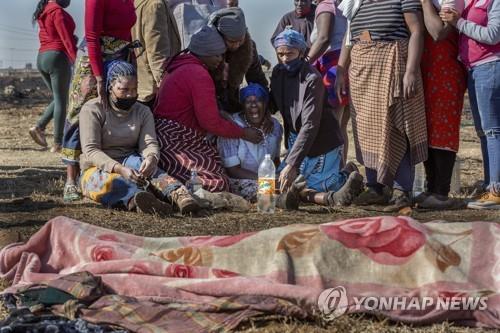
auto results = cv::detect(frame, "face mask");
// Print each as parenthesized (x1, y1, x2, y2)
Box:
(280, 57, 303, 72)
(111, 93, 137, 111)
(56, 0, 71, 8)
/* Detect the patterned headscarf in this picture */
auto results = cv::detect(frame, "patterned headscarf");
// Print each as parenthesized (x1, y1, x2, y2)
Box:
(240, 83, 269, 103)
(104, 60, 137, 92)
(273, 27, 308, 51)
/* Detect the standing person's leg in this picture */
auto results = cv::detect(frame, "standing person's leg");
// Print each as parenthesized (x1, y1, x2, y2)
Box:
(419, 148, 460, 209)
(339, 106, 351, 166)
(479, 62, 500, 196)
(423, 148, 436, 196)
(62, 55, 96, 202)
(49, 52, 72, 151)
(353, 167, 391, 205)
(468, 69, 490, 189)
(468, 61, 500, 208)
(431, 149, 456, 197)
(384, 149, 414, 212)
(30, 52, 55, 148)
(62, 122, 82, 202)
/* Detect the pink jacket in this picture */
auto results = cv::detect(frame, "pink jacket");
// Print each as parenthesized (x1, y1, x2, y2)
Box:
(459, 0, 500, 68)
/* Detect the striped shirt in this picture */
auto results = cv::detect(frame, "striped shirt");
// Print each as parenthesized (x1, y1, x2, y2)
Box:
(350, 0, 421, 41)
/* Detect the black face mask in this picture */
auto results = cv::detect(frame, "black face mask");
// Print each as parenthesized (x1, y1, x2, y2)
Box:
(111, 94, 137, 111)
(56, 0, 71, 8)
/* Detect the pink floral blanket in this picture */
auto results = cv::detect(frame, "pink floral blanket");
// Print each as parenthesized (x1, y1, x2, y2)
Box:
(1, 216, 499, 330)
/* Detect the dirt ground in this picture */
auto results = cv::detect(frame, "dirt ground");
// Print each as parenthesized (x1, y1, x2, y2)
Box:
(0, 96, 498, 332)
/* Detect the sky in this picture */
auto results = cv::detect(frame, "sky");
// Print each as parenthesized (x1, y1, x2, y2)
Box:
(0, 0, 292, 69)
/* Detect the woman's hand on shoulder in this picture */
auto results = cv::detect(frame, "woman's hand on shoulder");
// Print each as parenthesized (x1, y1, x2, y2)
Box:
(242, 127, 263, 144)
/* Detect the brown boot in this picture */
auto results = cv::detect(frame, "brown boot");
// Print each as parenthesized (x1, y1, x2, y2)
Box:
(170, 186, 202, 214)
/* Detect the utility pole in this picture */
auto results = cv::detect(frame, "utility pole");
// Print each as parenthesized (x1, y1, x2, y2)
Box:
(9, 48, 14, 68)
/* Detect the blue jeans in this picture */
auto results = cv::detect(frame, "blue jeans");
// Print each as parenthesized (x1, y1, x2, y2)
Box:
(81, 154, 182, 208)
(279, 133, 347, 193)
(366, 149, 415, 193)
(468, 60, 500, 194)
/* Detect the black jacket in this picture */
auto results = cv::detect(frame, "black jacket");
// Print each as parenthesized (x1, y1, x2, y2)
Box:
(271, 61, 344, 168)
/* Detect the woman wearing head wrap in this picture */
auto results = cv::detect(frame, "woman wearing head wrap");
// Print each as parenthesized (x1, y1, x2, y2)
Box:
(208, 7, 269, 114)
(335, 0, 427, 211)
(61, 0, 137, 202)
(29, 0, 77, 153)
(218, 84, 283, 202)
(79, 60, 201, 215)
(154, 26, 263, 193)
(271, 28, 364, 208)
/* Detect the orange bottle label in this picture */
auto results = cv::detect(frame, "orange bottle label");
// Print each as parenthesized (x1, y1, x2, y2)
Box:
(258, 178, 275, 195)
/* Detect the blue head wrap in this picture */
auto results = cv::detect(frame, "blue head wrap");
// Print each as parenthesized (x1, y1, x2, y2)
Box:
(273, 27, 307, 51)
(240, 83, 269, 103)
(104, 60, 137, 92)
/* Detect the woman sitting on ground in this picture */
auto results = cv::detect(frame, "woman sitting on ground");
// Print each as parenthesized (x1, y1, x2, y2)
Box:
(270, 28, 364, 208)
(218, 84, 283, 202)
(154, 26, 262, 193)
(79, 60, 201, 215)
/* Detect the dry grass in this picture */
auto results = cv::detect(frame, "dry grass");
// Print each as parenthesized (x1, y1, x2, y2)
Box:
(0, 105, 499, 332)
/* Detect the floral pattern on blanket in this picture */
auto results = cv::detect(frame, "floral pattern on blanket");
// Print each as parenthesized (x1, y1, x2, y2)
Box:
(0, 216, 499, 331)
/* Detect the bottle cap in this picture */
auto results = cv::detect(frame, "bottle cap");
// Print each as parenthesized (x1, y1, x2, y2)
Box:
(265, 154, 271, 159)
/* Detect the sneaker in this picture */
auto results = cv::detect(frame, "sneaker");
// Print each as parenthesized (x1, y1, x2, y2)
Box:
(133, 191, 173, 217)
(467, 192, 500, 210)
(29, 126, 48, 148)
(353, 186, 391, 206)
(418, 194, 465, 210)
(170, 186, 202, 214)
(50, 144, 62, 153)
(63, 183, 81, 202)
(328, 171, 364, 206)
(383, 189, 412, 212)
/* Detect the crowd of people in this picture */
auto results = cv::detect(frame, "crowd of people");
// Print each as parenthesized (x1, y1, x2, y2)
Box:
(29, 0, 500, 216)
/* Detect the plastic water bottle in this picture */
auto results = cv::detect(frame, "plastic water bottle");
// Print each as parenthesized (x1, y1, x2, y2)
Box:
(257, 154, 276, 214)
(413, 163, 425, 196)
(450, 158, 462, 195)
(187, 169, 202, 194)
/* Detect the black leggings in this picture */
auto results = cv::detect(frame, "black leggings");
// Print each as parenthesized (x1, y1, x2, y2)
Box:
(424, 148, 456, 196)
